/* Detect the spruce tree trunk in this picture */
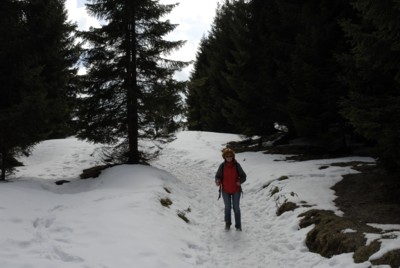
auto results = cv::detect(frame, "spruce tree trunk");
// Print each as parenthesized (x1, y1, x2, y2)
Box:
(126, 1, 139, 164)
(1, 149, 6, 181)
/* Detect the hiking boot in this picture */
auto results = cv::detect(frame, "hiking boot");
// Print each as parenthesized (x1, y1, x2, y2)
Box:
(235, 225, 242, 231)
(225, 222, 231, 230)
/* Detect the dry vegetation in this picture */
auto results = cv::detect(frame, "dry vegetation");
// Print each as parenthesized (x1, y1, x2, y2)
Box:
(228, 138, 400, 267)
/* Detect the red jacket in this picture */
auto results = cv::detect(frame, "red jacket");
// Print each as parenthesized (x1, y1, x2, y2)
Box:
(221, 161, 240, 194)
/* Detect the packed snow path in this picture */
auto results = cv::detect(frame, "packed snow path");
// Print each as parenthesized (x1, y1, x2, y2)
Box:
(3, 131, 389, 268)
(150, 131, 373, 268)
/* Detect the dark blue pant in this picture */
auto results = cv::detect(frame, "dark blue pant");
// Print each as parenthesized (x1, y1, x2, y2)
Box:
(222, 191, 241, 228)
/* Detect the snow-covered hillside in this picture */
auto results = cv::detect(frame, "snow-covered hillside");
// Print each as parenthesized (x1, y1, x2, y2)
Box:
(0, 131, 398, 268)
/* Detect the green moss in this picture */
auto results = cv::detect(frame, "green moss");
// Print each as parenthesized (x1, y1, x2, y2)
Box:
(354, 240, 381, 263)
(276, 201, 298, 216)
(371, 249, 400, 268)
(299, 210, 380, 258)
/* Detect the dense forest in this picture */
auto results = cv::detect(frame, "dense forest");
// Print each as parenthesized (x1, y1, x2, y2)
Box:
(1, 0, 399, 180)
(187, 0, 400, 171)
(0, 0, 80, 180)
(0, 0, 187, 179)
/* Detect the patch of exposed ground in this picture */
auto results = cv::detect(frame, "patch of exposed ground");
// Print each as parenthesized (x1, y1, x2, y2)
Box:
(332, 163, 400, 225)
(228, 138, 400, 267)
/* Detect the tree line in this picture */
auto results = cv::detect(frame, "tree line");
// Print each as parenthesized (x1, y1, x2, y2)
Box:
(0, 0, 187, 180)
(186, 0, 400, 170)
(1, 0, 399, 180)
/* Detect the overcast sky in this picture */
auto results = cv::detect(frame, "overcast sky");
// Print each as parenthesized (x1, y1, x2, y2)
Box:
(65, 0, 222, 80)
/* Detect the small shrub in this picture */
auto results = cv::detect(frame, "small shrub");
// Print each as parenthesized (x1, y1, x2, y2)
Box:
(160, 198, 173, 208)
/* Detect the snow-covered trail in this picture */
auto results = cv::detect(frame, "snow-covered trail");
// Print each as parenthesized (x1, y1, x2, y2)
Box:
(151, 131, 341, 268)
(5, 131, 380, 268)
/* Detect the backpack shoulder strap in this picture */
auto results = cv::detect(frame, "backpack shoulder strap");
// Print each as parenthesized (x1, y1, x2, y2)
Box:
(235, 162, 247, 184)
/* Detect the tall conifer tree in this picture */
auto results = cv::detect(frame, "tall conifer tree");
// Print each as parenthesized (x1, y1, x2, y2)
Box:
(0, 0, 79, 180)
(186, 37, 212, 131)
(25, 0, 80, 138)
(77, 0, 188, 164)
(340, 0, 400, 168)
(0, 0, 30, 180)
(187, 1, 241, 133)
(223, 0, 288, 138)
(286, 0, 352, 151)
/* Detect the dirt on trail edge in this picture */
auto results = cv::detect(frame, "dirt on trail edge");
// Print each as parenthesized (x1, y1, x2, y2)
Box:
(228, 139, 400, 267)
(332, 163, 400, 225)
(323, 162, 400, 267)
(298, 161, 400, 267)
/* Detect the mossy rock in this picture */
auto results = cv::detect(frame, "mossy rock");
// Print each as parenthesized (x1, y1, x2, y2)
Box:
(270, 186, 279, 197)
(80, 164, 114, 179)
(353, 240, 381, 263)
(276, 201, 298, 216)
(299, 210, 380, 258)
(371, 249, 400, 268)
(160, 198, 173, 208)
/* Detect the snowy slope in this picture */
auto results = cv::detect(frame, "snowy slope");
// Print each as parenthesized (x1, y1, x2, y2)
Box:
(0, 131, 398, 268)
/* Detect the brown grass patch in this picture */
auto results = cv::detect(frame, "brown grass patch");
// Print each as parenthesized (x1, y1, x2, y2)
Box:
(80, 164, 115, 179)
(299, 210, 380, 258)
(276, 201, 298, 216)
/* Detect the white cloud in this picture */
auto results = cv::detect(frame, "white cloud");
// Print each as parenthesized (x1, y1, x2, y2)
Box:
(161, 0, 222, 80)
(162, 0, 221, 55)
(65, 0, 100, 30)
